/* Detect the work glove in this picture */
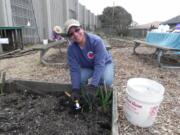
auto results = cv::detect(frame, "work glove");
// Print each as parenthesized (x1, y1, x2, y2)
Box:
(68, 89, 81, 112)
(71, 89, 80, 101)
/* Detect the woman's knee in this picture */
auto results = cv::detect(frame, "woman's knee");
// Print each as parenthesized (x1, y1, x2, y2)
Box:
(103, 63, 114, 86)
(103, 77, 113, 86)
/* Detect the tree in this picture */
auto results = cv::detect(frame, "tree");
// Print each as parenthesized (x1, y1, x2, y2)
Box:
(99, 6, 132, 36)
(131, 21, 139, 27)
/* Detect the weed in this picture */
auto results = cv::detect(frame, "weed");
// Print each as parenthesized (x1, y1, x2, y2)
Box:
(81, 91, 95, 112)
(80, 84, 112, 113)
(97, 85, 112, 113)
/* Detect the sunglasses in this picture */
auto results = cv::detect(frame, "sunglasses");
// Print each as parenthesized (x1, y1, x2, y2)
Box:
(68, 28, 81, 37)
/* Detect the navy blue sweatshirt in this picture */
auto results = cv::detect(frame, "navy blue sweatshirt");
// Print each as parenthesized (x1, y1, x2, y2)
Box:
(67, 33, 112, 89)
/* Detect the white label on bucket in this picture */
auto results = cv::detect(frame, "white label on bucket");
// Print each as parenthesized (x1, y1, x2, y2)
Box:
(149, 106, 159, 117)
(124, 95, 160, 127)
(126, 97, 142, 114)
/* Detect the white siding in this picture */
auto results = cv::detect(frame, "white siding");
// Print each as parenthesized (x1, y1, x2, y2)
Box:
(32, 0, 46, 39)
(0, 0, 13, 26)
(0, 0, 6, 26)
(0, 0, 100, 44)
(78, 4, 84, 26)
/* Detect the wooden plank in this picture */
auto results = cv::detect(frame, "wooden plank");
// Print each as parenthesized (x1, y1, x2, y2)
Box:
(0, 49, 21, 58)
(0, 44, 3, 54)
(13, 79, 72, 94)
(0, 72, 6, 94)
(3, 79, 16, 93)
(112, 88, 119, 135)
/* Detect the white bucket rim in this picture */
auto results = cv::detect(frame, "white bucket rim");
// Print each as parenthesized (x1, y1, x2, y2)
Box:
(126, 78, 165, 103)
(126, 89, 163, 104)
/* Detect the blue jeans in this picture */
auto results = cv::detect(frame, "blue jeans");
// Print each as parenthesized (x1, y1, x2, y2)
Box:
(80, 63, 114, 86)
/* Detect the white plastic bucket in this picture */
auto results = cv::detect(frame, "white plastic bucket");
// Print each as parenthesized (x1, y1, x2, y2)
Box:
(123, 78, 165, 128)
(43, 39, 48, 45)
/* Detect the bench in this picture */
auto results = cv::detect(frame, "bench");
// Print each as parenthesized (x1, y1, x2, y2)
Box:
(0, 26, 24, 51)
(133, 39, 180, 68)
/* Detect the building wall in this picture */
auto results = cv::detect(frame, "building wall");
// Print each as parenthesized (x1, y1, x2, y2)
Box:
(94, 16, 98, 29)
(0, 0, 13, 26)
(32, 0, 46, 40)
(10, 0, 39, 43)
(128, 29, 147, 38)
(89, 12, 92, 30)
(68, 0, 77, 19)
(86, 10, 90, 30)
(78, 3, 84, 27)
(1, 0, 100, 44)
(83, 7, 88, 30)
(46, 0, 66, 38)
(50, 0, 66, 27)
(82, 5, 86, 29)
(96, 16, 101, 28)
(0, 0, 5, 26)
(90, 13, 95, 31)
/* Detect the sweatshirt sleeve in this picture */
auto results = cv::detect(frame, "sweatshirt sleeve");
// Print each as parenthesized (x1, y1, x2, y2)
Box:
(67, 47, 81, 89)
(91, 38, 106, 86)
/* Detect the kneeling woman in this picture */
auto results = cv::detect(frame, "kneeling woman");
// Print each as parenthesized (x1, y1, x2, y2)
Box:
(64, 19, 114, 99)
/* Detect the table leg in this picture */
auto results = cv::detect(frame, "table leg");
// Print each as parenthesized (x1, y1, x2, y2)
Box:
(157, 49, 164, 67)
(0, 44, 3, 54)
(19, 29, 24, 50)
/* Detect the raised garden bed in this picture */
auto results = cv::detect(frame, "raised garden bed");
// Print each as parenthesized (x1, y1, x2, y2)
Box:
(0, 79, 118, 135)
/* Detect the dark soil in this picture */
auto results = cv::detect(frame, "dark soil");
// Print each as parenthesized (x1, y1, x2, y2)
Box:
(0, 90, 111, 135)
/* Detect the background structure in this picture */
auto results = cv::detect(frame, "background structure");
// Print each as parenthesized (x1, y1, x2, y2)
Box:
(0, 0, 101, 44)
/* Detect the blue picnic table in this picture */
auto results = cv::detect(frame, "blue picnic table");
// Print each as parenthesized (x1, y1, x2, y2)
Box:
(133, 32, 180, 68)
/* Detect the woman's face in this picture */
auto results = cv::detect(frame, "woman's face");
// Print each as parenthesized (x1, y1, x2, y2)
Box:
(68, 26, 85, 44)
